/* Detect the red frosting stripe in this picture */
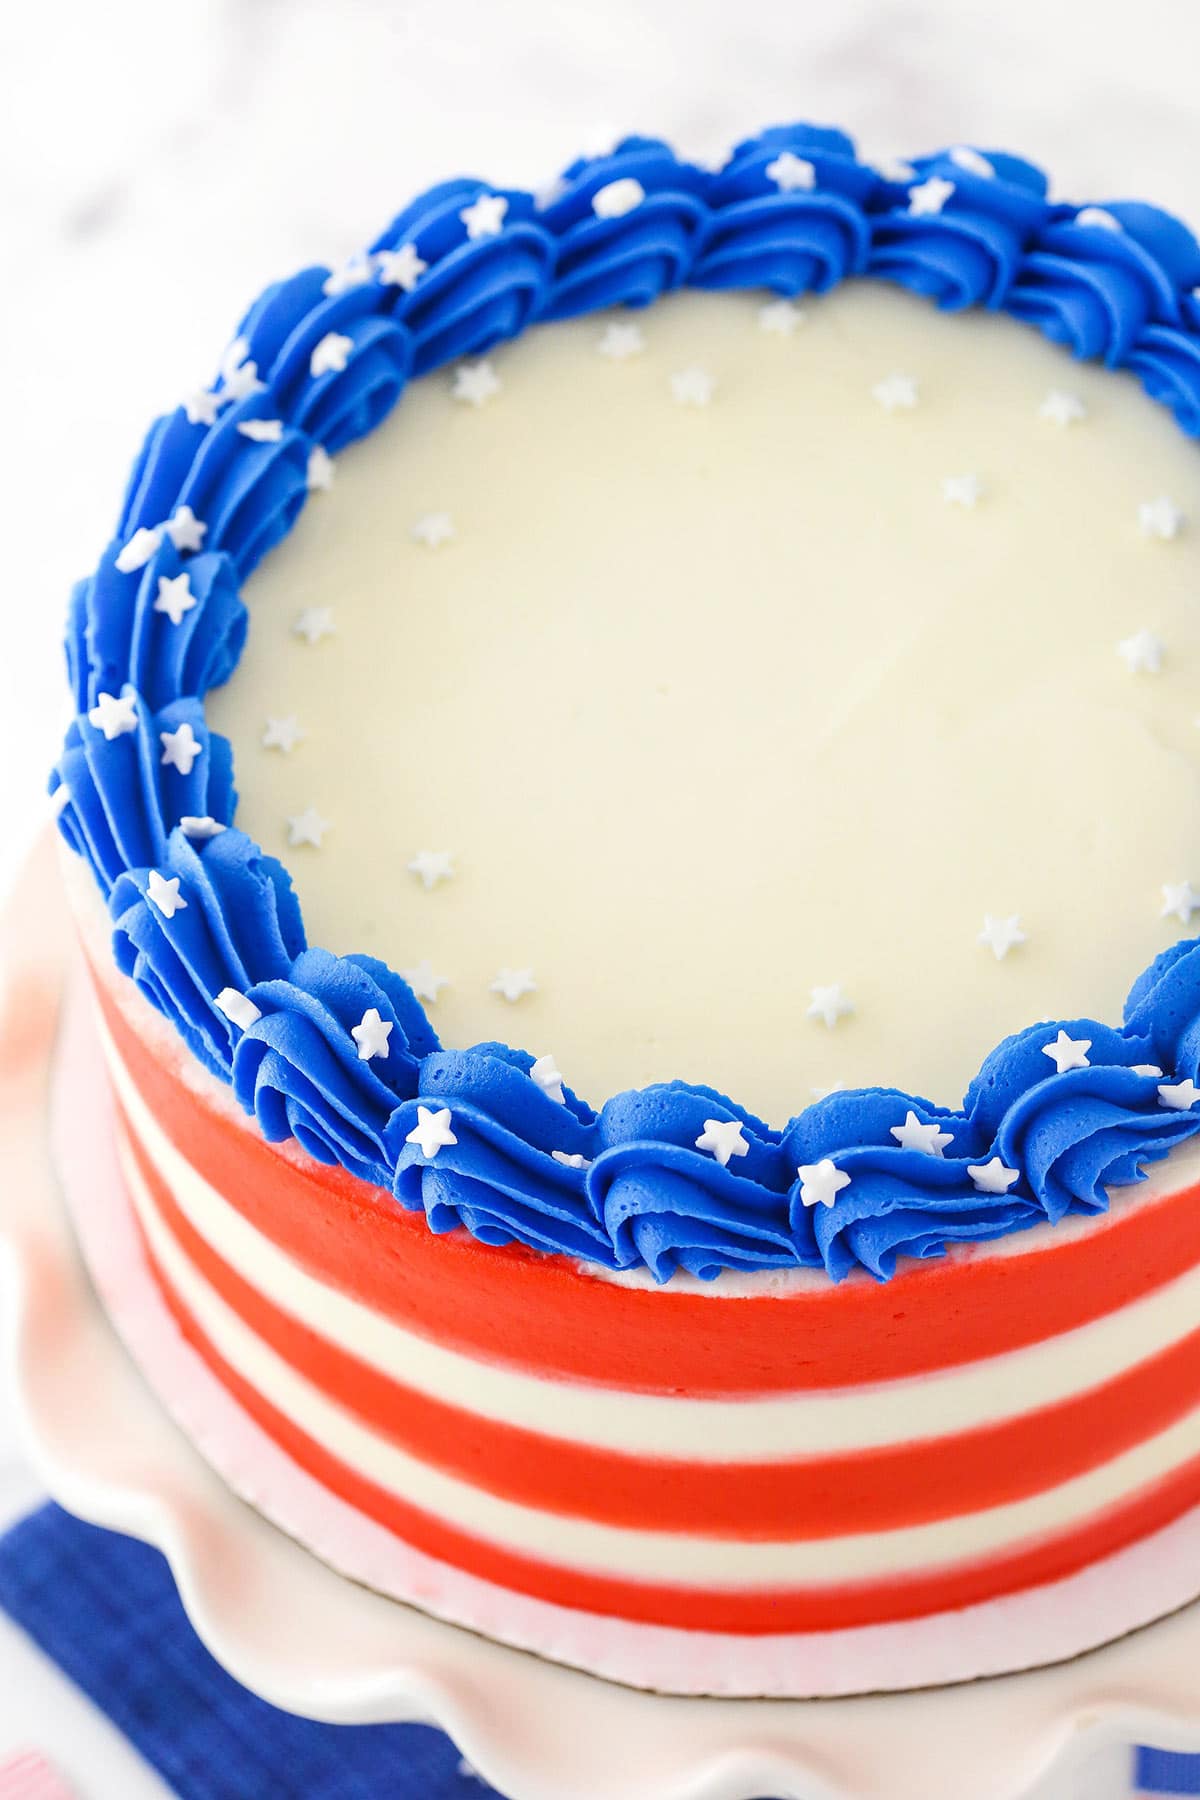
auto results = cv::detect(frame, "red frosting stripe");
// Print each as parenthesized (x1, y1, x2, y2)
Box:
(121, 1100, 1200, 1540)
(93, 961, 1200, 1393)
(131, 1191, 1200, 1634)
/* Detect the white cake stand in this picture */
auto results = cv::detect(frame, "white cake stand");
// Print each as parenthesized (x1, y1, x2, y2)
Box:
(4, 830, 1200, 1800)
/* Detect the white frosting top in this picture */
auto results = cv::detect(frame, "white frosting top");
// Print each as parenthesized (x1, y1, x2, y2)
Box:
(208, 283, 1200, 1124)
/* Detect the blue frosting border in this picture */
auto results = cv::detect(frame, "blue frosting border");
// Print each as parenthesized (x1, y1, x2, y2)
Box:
(51, 122, 1200, 1285)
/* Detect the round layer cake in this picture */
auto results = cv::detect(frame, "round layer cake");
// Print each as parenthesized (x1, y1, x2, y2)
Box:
(50, 123, 1200, 1695)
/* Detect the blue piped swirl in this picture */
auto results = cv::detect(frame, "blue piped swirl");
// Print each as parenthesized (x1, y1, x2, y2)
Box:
(233, 949, 438, 1189)
(51, 122, 1200, 1283)
(697, 124, 876, 296)
(536, 138, 709, 317)
(110, 827, 304, 1080)
(54, 694, 235, 897)
(66, 541, 246, 717)
(868, 148, 1050, 310)
(371, 182, 554, 374)
(1007, 199, 1198, 364)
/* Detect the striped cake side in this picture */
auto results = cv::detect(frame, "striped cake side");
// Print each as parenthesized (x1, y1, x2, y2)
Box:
(90, 955, 1200, 1636)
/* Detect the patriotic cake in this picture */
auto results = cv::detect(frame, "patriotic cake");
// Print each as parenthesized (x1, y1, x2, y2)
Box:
(50, 122, 1200, 1694)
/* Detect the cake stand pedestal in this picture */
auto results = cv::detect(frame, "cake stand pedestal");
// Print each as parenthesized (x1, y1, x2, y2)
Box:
(4, 829, 1200, 1800)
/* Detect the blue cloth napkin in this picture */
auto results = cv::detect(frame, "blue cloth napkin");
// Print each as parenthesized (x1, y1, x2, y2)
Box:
(2, 1503, 1199, 1797)
(0, 1504, 501, 1798)
(1138, 1748, 1200, 1795)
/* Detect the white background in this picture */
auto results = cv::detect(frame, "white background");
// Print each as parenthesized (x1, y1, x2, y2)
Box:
(2, 0, 1199, 1791)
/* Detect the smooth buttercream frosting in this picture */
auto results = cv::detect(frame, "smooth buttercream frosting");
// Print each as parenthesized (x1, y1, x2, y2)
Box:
(209, 282, 1200, 1117)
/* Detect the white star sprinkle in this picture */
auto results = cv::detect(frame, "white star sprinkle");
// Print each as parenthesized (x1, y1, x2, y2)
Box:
(406, 1105, 458, 1158)
(967, 1156, 1020, 1194)
(695, 1117, 750, 1167)
(310, 332, 354, 378)
(88, 691, 138, 739)
(164, 506, 207, 553)
(407, 849, 454, 889)
(807, 983, 854, 1029)
(490, 968, 537, 1002)
(322, 253, 373, 296)
(765, 151, 816, 191)
(943, 473, 982, 508)
(758, 300, 803, 336)
(1076, 206, 1121, 233)
(376, 243, 427, 291)
(411, 512, 455, 548)
(890, 1110, 954, 1156)
(160, 721, 201, 776)
(147, 870, 187, 919)
(307, 445, 335, 491)
(287, 806, 330, 848)
(220, 357, 264, 405)
(237, 418, 284, 443)
(1139, 496, 1185, 540)
(293, 607, 335, 645)
(351, 1007, 393, 1062)
(459, 193, 508, 240)
(592, 177, 644, 218)
(262, 716, 303, 753)
(115, 527, 161, 573)
(796, 1158, 850, 1209)
(1159, 1078, 1200, 1111)
(1039, 390, 1087, 426)
(184, 388, 222, 426)
(179, 815, 225, 839)
(670, 367, 715, 407)
(875, 155, 917, 184)
(948, 145, 995, 179)
(1162, 881, 1200, 925)
(453, 361, 501, 407)
(1117, 629, 1165, 674)
(530, 1053, 566, 1104)
(153, 572, 197, 626)
(402, 958, 449, 1002)
(597, 322, 645, 359)
(215, 987, 261, 1030)
(978, 914, 1027, 960)
(1132, 1063, 1164, 1078)
(873, 372, 918, 412)
(552, 1150, 590, 1169)
(183, 389, 221, 427)
(908, 175, 955, 216)
(1042, 1029, 1092, 1073)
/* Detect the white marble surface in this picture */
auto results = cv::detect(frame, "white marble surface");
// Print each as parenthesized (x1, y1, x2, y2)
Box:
(2, 0, 1199, 1790)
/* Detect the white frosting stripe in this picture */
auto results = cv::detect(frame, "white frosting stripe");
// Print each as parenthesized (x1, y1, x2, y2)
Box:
(104, 1019, 1200, 1462)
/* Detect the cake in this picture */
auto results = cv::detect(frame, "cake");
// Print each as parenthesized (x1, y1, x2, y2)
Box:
(49, 122, 1200, 1696)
